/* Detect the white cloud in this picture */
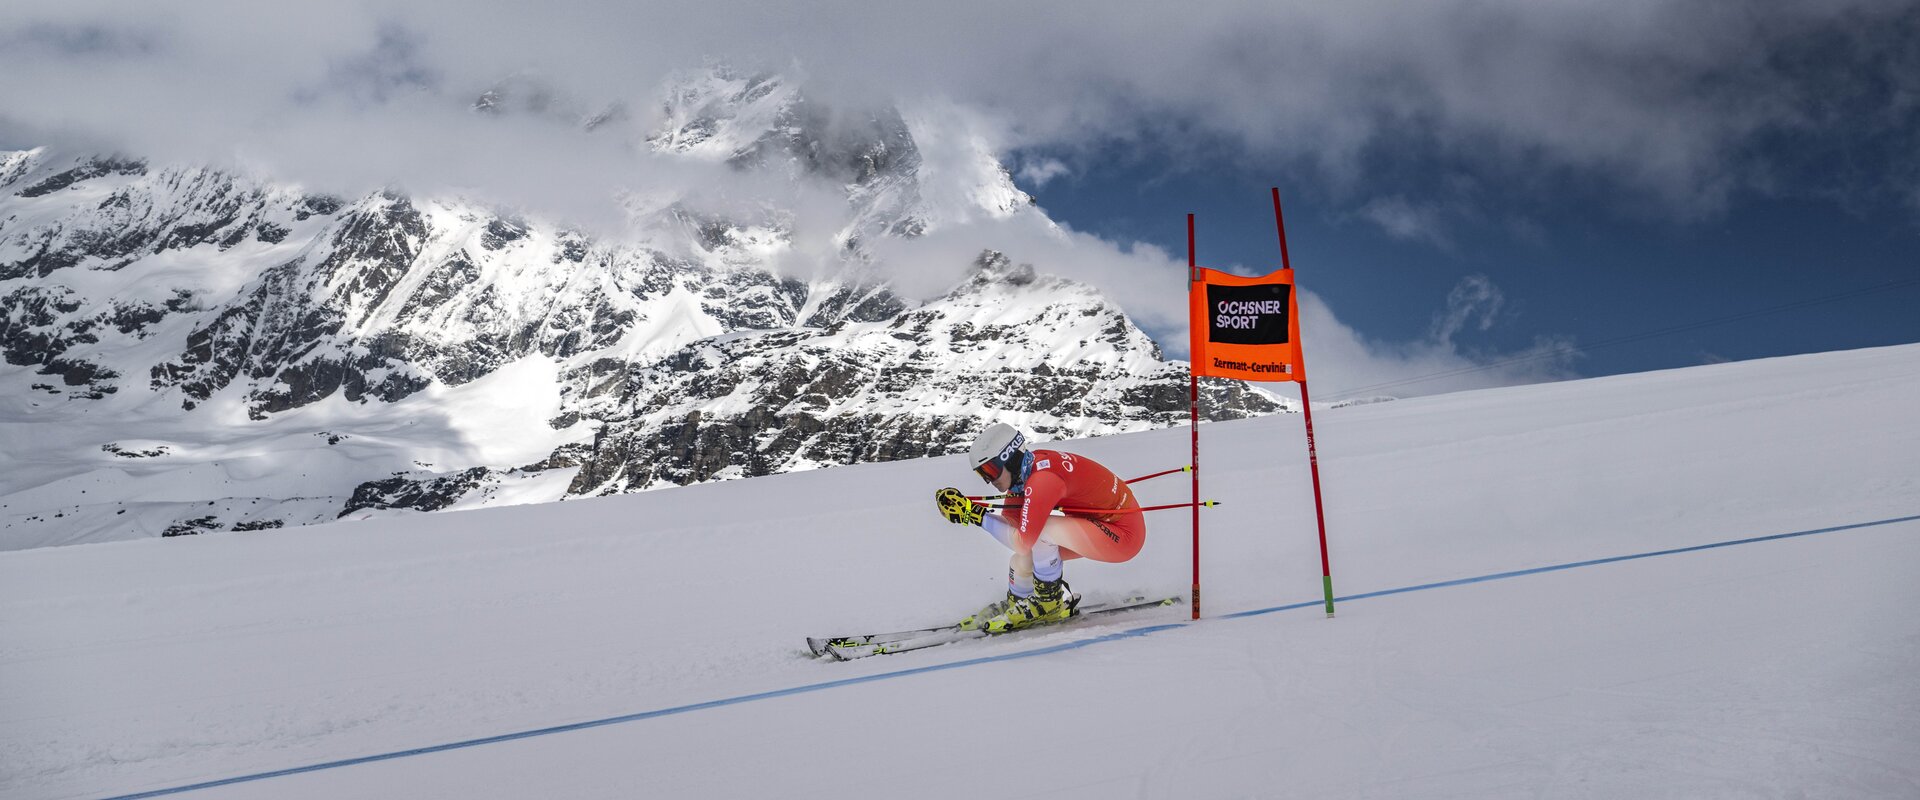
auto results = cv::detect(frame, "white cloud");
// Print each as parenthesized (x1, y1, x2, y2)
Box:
(1298, 288, 1579, 401)
(1430, 274, 1504, 345)
(866, 206, 1190, 334)
(0, 0, 1897, 401)
(4, 1, 1911, 217)
(1016, 157, 1070, 188)
(1358, 196, 1452, 249)
(872, 209, 1570, 399)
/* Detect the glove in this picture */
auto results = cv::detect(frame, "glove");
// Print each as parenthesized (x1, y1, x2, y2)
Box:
(935, 487, 985, 526)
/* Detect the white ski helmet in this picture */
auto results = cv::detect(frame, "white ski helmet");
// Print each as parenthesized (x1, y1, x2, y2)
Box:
(968, 423, 1028, 484)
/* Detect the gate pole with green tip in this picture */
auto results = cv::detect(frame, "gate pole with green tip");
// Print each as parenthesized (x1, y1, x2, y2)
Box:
(1271, 187, 1336, 617)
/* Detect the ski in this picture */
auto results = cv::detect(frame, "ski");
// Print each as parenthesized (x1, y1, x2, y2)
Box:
(806, 623, 955, 658)
(823, 628, 981, 660)
(811, 595, 1180, 661)
(807, 594, 1166, 657)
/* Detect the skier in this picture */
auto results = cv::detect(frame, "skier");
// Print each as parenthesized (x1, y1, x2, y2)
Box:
(934, 423, 1146, 633)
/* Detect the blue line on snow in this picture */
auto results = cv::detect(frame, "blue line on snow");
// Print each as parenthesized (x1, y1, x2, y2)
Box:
(1219, 512, 1920, 619)
(98, 513, 1920, 800)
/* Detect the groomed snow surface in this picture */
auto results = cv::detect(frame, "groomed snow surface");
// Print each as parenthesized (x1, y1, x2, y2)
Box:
(5, 343, 1919, 799)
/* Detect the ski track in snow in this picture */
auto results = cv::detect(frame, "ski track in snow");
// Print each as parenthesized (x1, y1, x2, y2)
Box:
(3, 343, 1920, 798)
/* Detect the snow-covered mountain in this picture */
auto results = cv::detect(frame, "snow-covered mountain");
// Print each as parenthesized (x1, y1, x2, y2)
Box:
(0, 68, 1282, 549)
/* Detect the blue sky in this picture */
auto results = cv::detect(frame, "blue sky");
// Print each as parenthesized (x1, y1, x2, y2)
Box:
(1019, 145, 1920, 398)
(3, 1, 1916, 398)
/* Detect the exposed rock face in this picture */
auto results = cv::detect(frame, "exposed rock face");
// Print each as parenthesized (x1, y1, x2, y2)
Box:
(342, 467, 496, 516)
(561, 252, 1281, 495)
(0, 68, 1284, 546)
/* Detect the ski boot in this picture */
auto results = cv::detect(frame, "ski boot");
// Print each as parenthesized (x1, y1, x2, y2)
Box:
(959, 593, 1014, 631)
(981, 578, 1079, 634)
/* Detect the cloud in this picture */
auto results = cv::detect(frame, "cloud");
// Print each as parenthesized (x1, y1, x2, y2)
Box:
(1016, 157, 1070, 188)
(1430, 274, 1504, 345)
(865, 205, 1189, 331)
(1358, 195, 1453, 249)
(4, 1, 1914, 218)
(872, 210, 1572, 399)
(0, 0, 1899, 401)
(1299, 286, 1579, 401)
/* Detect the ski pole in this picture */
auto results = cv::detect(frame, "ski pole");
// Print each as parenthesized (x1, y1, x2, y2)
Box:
(978, 500, 1221, 514)
(964, 465, 1190, 503)
(1123, 466, 1192, 484)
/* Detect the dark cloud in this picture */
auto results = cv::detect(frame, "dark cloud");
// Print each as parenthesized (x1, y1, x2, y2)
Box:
(4, 1, 1913, 213)
(309, 25, 442, 106)
(5, 20, 161, 57)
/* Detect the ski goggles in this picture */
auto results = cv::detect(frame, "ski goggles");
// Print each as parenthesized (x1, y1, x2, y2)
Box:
(974, 459, 1005, 483)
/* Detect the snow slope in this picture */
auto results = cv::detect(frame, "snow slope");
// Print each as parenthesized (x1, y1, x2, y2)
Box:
(3, 342, 1918, 799)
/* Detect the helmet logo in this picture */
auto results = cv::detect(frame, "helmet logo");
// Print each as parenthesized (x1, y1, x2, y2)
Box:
(997, 433, 1025, 462)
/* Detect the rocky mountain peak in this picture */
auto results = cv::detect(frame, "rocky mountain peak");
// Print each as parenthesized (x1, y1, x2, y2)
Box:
(0, 69, 1281, 549)
(960, 249, 1039, 289)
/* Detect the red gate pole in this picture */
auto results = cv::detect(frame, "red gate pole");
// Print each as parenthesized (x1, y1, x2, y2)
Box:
(1271, 188, 1336, 617)
(1188, 213, 1202, 621)
(1298, 378, 1335, 617)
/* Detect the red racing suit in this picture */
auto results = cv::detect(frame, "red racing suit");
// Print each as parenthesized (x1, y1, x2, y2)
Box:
(1009, 449, 1146, 563)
